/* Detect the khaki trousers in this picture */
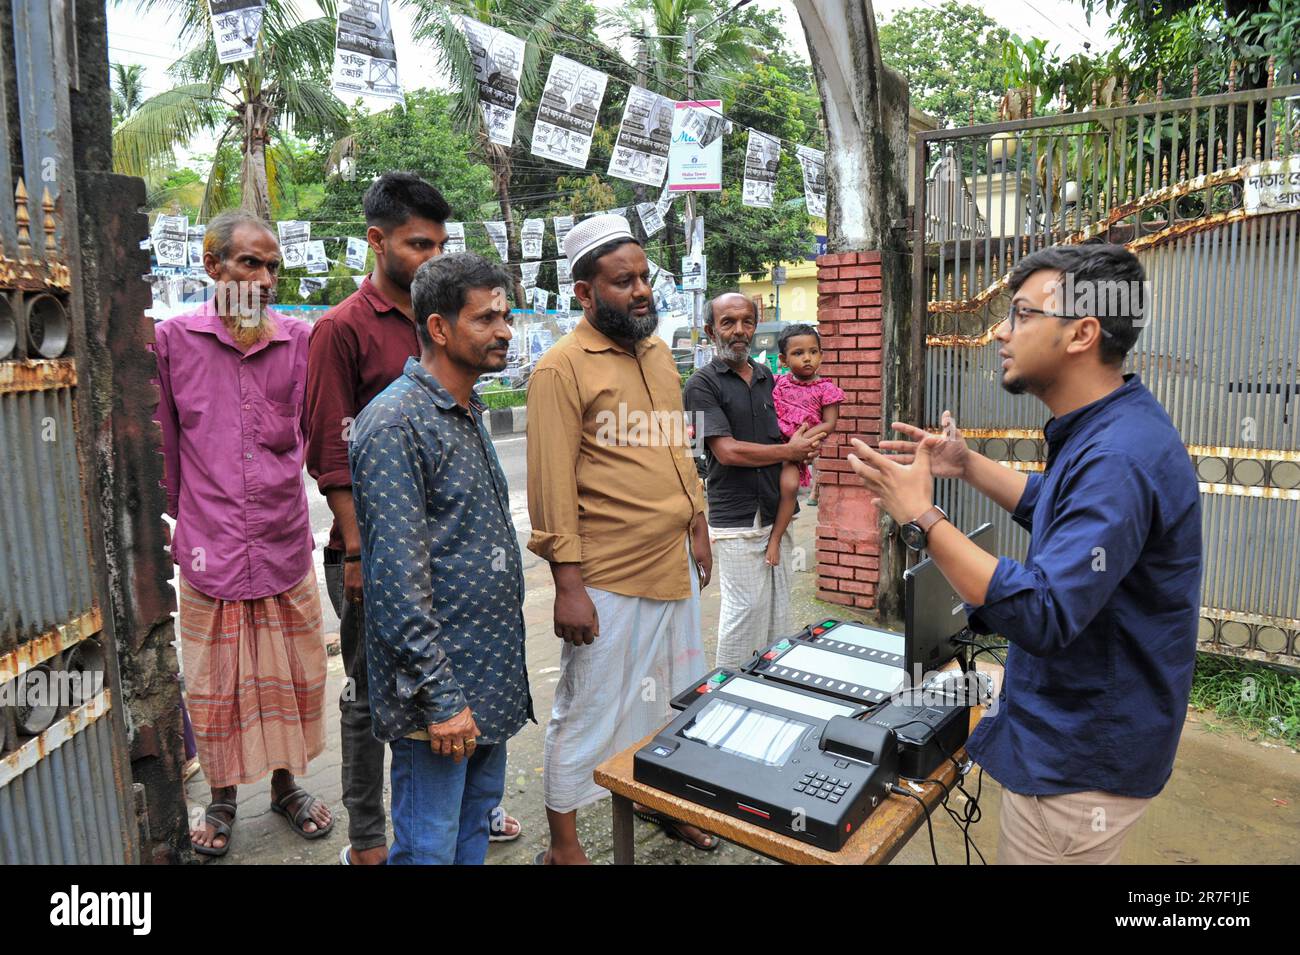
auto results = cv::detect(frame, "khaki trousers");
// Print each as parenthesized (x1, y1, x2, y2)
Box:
(997, 788, 1152, 864)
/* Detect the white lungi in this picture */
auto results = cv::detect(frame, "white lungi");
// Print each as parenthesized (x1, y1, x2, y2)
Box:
(543, 561, 705, 814)
(712, 514, 792, 671)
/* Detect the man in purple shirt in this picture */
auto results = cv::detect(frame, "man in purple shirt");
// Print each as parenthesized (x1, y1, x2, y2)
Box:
(154, 212, 333, 856)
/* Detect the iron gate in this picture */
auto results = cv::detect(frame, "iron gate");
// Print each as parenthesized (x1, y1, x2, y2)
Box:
(911, 74, 1300, 667)
(0, 0, 136, 863)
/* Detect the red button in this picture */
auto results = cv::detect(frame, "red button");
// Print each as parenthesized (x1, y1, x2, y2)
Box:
(762, 651, 777, 660)
(696, 684, 710, 693)
(812, 628, 825, 636)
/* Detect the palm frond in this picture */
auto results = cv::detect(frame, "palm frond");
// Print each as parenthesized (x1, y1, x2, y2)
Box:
(111, 83, 223, 177)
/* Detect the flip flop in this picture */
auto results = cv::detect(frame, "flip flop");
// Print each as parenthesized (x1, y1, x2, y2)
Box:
(633, 808, 721, 852)
(270, 786, 335, 841)
(489, 808, 522, 842)
(192, 802, 237, 858)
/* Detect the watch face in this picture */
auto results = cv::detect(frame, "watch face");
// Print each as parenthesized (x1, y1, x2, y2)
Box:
(901, 522, 925, 551)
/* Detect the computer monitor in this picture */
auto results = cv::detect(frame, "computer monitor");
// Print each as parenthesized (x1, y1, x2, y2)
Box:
(903, 522, 995, 682)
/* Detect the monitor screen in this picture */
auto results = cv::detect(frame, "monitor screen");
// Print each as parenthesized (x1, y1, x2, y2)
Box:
(681, 698, 811, 767)
(778, 644, 906, 695)
(905, 522, 995, 677)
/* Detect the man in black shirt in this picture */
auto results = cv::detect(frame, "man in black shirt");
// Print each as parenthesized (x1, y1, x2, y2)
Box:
(683, 293, 821, 668)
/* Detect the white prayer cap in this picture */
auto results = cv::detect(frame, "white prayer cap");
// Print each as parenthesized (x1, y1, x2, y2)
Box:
(564, 213, 636, 272)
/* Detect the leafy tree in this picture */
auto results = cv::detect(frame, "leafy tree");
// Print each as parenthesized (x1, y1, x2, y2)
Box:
(316, 90, 498, 228)
(112, 0, 348, 218)
(878, 0, 1012, 127)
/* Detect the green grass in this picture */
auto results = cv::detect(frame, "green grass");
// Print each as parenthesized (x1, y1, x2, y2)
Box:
(1188, 653, 1300, 746)
(476, 382, 527, 410)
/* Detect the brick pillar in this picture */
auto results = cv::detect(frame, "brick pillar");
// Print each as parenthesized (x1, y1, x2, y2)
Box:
(814, 251, 884, 612)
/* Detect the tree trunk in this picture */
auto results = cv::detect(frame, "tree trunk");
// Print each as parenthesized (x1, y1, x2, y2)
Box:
(793, 0, 914, 621)
(485, 136, 526, 307)
(239, 101, 272, 220)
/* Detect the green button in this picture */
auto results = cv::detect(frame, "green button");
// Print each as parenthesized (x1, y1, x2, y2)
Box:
(776, 640, 791, 650)
(710, 672, 728, 684)
(821, 620, 838, 629)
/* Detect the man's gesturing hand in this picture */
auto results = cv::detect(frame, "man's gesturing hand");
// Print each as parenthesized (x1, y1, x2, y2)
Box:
(429, 706, 479, 763)
(846, 436, 936, 526)
(786, 423, 823, 464)
(878, 410, 968, 480)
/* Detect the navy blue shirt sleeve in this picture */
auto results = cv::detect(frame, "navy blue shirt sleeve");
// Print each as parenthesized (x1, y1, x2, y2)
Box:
(351, 422, 467, 727)
(1012, 471, 1043, 532)
(968, 452, 1154, 657)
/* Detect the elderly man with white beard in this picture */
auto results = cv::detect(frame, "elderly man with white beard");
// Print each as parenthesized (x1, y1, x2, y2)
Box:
(153, 211, 332, 856)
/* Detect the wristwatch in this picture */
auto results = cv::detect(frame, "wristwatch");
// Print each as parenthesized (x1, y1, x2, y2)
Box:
(900, 505, 948, 552)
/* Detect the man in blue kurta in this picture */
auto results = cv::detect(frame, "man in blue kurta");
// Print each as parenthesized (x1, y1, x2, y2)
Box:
(849, 244, 1201, 864)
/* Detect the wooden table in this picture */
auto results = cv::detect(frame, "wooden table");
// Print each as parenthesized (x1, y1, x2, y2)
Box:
(593, 662, 1001, 865)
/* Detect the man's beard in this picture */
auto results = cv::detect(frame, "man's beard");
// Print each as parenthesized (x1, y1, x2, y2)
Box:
(592, 292, 657, 342)
(383, 255, 416, 293)
(222, 310, 277, 347)
(999, 372, 1027, 396)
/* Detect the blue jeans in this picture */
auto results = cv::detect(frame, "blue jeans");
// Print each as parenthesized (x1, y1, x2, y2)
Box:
(388, 737, 507, 865)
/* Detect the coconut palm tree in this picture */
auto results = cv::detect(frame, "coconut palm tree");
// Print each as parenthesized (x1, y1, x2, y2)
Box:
(610, 0, 755, 100)
(112, 0, 348, 219)
(111, 63, 148, 124)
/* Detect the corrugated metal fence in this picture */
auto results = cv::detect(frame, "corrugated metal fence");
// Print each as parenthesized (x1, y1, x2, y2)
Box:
(913, 75, 1300, 666)
(0, 0, 134, 862)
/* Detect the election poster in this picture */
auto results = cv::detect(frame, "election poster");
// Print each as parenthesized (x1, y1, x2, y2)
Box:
(153, 214, 188, 268)
(345, 236, 369, 271)
(553, 215, 575, 250)
(743, 129, 781, 209)
(277, 220, 310, 269)
(797, 145, 827, 218)
(608, 85, 674, 187)
(484, 220, 509, 262)
(455, 16, 526, 147)
(332, 0, 402, 103)
(637, 201, 665, 238)
(521, 218, 544, 260)
(444, 221, 466, 254)
(305, 240, 329, 274)
(209, 0, 265, 65)
(531, 55, 608, 169)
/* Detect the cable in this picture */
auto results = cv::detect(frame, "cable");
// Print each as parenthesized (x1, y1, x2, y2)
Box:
(890, 783, 939, 864)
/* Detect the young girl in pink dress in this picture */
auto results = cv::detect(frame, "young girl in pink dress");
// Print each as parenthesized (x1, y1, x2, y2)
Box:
(767, 324, 844, 565)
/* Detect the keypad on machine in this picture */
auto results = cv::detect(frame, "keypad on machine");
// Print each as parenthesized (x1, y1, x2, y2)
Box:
(793, 771, 850, 803)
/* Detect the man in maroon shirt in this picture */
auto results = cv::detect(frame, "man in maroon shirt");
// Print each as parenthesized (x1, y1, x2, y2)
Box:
(307, 173, 523, 864)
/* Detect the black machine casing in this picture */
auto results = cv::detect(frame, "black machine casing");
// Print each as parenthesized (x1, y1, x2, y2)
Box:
(865, 687, 971, 779)
(636, 670, 899, 851)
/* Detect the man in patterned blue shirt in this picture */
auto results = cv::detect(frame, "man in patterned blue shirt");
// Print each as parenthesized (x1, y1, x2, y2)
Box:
(350, 252, 533, 864)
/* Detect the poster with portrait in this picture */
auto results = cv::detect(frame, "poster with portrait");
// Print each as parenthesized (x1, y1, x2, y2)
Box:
(305, 240, 329, 274)
(277, 220, 310, 269)
(345, 236, 369, 270)
(743, 129, 781, 209)
(455, 16, 526, 147)
(667, 100, 724, 192)
(521, 218, 544, 260)
(531, 54, 608, 169)
(444, 221, 466, 254)
(521, 261, 540, 291)
(331, 0, 402, 103)
(484, 221, 509, 262)
(797, 145, 827, 219)
(151, 214, 188, 268)
(553, 215, 575, 250)
(608, 85, 674, 187)
(636, 201, 665, 238)
(185, 223, 206, 269)
(533, 287, 550, 315)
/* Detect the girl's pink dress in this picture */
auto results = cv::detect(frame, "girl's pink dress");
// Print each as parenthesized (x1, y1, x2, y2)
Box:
(772, 373, 845, 487)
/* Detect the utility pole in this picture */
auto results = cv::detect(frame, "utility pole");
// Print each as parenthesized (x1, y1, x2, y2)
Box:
(685, 23, 703, 356)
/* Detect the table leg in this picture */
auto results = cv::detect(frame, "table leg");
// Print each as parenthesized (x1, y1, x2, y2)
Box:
(612, 794, 634, 865)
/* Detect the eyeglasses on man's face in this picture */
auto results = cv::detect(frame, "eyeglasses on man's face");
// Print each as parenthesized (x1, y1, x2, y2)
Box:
(1004, 302, 1115, 339)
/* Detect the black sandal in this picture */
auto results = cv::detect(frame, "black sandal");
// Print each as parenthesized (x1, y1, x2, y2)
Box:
(270, 786, 335, 840)
(192, 802, 237, 857)
(633, 808, 721, 852)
